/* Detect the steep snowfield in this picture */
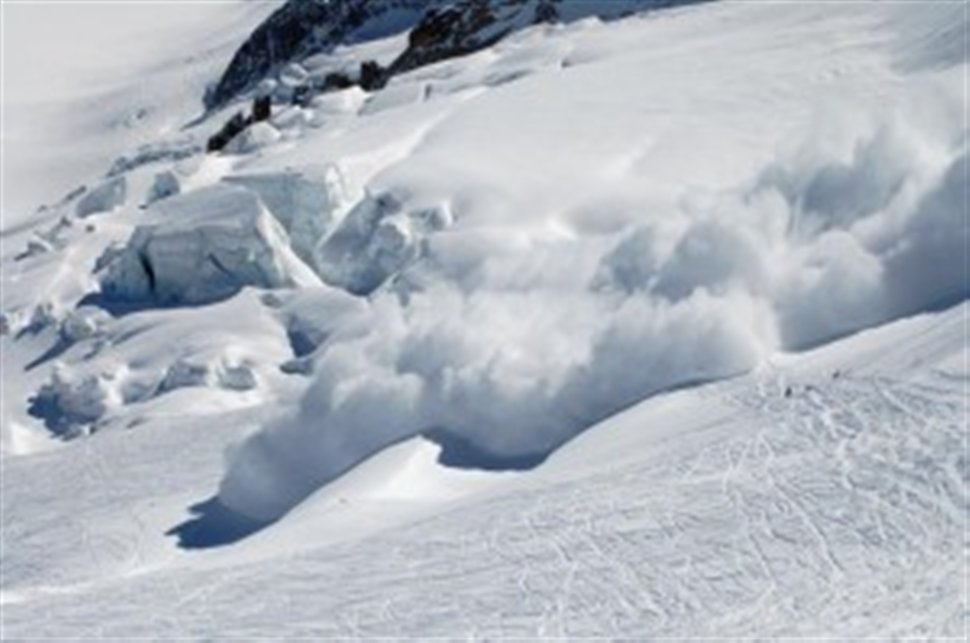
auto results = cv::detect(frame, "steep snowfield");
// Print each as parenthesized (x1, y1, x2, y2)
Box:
(1, 0, 967, 637)
(1, 0, 280, 231)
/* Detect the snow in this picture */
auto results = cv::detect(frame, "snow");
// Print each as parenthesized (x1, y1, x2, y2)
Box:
(144, 170, 181, 206)
(1, 0, 967, 637)
(99, 184, 319, 305)
(222, 164, 349, 266)
(216, 0, 969, 522)
(314, 189, 452, 295)
(224, 121, 283, 155)
(0, 0, 280, 231)
(3, 301, 966, 637)
(75, 176, 127, 218)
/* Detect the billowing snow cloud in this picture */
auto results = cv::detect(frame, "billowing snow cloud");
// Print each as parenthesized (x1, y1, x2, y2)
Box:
(218, 73, 967, 522)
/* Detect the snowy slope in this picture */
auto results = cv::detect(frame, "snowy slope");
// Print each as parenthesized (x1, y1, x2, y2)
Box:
(1, 0, 967, 637)
(1, 0, 281, 231)
(3, 300, 965, 637)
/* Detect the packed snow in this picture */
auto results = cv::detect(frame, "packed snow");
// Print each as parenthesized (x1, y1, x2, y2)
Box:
(1, 0, 966, 638)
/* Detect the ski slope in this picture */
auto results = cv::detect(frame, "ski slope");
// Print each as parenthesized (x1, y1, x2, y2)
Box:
(1, 0, 967, 637)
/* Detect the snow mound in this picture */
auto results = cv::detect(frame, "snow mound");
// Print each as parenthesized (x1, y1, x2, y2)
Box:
(75, 176, 126, 217)
(159, 357, 258, 393)
(100, 184, 317, 305)
(223, 165, 348, 266)
(29, 364, 123, 436)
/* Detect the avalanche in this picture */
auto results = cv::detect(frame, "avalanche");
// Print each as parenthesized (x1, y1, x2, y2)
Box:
(1, 0, 966, 637)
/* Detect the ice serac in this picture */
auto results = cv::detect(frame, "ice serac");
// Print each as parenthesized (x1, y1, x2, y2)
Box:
(314, 191, 451, 296)
(100, 184, 318, 305)
(223, 164, 348, 267)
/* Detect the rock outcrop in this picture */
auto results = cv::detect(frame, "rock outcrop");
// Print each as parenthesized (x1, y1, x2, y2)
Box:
(205, 0, 708, 110)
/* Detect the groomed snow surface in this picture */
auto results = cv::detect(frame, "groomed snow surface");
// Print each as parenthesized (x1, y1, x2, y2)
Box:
(1, 0, 967, 638)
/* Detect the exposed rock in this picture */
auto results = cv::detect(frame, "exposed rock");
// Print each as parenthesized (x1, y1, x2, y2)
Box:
(205, 0, 439, 110)
(208, 0, 703, 111)
(387, 0, 507, 78)
(253, 95, 272, 122)
(358, 60, 387, 91)
(321, 71, 355, 91)
(207, 111, 251, 153)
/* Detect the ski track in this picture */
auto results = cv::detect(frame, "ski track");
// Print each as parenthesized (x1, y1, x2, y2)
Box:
(3, 355, 965, 638)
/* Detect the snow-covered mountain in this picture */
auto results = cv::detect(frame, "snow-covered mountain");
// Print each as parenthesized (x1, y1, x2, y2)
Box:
(1, 0, 967, 637)
(206, 0, 706, 109)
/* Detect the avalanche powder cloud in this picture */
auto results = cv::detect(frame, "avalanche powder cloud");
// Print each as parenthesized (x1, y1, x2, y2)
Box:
(219, 68, 968, 522)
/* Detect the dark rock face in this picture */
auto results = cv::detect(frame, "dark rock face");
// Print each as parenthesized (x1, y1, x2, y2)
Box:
(387, 0, 510, 77)
(252, 95, 272, 122)
(358, 60, 387, 91)
(207, 0, 713, 110)
(206, 112, 251, 153)
(206, 0, 438, 110)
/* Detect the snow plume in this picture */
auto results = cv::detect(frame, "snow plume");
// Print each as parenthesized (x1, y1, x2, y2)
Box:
(219, 74, 967, 522)
(755, 72, 968, 346)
